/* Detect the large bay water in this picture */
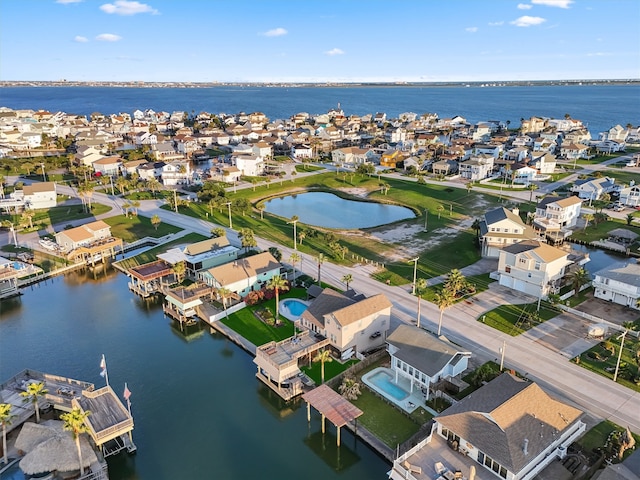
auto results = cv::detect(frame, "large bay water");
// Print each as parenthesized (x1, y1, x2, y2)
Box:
(1, 84, 638, 137)
(264, 192, 415, 228)
(0, 269, 389, 479)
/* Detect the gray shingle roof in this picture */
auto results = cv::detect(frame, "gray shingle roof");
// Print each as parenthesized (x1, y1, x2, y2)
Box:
(594, 261, 640, 287)
(386, 325, 470, 377)
(436, 374, 583, 475)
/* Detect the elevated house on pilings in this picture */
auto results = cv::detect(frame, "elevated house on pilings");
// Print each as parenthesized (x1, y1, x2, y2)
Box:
(55, 220, 123, 266)
(163, 283, 214, 326)
(127, 260, 174, 297)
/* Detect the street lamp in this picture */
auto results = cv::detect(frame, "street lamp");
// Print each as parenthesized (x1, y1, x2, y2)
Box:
(40, 163, 46, 182)
(613, 330, 628, 383)
(225, 202, 233, 229)
(409, 257, 419, 295)
(287, 217, 299, 250)
(499, 340, 506, 371)
(424, 208, 428, 231)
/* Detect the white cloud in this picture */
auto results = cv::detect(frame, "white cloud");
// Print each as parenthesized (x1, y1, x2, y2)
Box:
(510, 15, 546, 27)
(517, 3, 533, 9)
(96, 33, 122, 42)
(488, 21, 504, 26)
(57, 0, 83, 3)
(262, 27, 288, 37)
(587, 52, 612, 57)
(532, 0, 573, 7)
(465, 27, 478, 33)
(74, 35, 89, 42)
(324, 48, 345, 56)
(100, 1, 158, 15)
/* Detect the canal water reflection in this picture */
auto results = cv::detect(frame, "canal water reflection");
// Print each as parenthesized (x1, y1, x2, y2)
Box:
(0, 269, 389, 479)
(264, 192, 414, 228)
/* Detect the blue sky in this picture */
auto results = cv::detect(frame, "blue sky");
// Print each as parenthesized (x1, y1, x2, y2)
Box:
(1, 0, 638, 82)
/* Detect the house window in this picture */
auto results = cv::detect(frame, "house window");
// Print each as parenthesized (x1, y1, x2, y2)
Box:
(534, 262, 541, 270)
(519, 258, 527, 264)
(505, 266, 511, 273)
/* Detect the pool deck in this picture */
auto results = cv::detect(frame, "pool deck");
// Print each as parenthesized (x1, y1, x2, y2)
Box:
(362, 367, 437, 416)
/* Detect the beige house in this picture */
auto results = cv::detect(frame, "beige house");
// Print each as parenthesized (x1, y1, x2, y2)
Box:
(479, 207, 537, 258)
(497, 240, 573, 297)
(198, 251, 281, 297)
(299, 288, 392, 357)
(433, 373, 585, 480)
(534, 195, 583, 229)
(55, 220, 113, 253)
(22, 182, 57, 209)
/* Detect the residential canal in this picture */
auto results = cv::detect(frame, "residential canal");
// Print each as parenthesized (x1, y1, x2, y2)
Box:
(0, 268, 390, 479)
(264, 192, 415, 228)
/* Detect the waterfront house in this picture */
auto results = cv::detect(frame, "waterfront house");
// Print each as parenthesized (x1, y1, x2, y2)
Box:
(497, 240, 573, 298)
(433, 373, 585, 480)
(534, 195, 582, 229)
(479, 207, 537, 258)
(529, 152, 557, 175)
(157, 236, 239, 278)
(0, 256, 20, 299)
(619, 184, 640, 207)
(592, 260, 640, 310)
(560, 142, 590, 161)
(55, 220, 123, 263)
(234, 154, 264, 177)
(291, 144, 313, 159)
(299, 288, 392, 358)
(520, 116, 548, 134)
(92, 156, 123, 177)
(571, 176, 618, 201)
(19, 182, 57, 210)
(136, 161, 165, 181)
(199, 251, 281, 297)
(386, 325, 471, 401)
(161, 160, 191, 186)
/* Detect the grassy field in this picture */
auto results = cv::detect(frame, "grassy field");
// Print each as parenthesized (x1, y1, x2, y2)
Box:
(569, 218, 640, 244)
(1, 203, 111, 232)
(480, 302, 560, 336)
(165, 172, 500, 283)
(576, 321, 640, 392)
(578, 420, 640, 462)
(103, 214, 181, 242)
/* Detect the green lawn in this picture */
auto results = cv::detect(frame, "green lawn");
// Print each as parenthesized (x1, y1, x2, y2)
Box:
(420, 273, 495, 302)
(116, 232, 208, 269)
(350, 388, 424, 447)
(103, 214, 181, 242)
(219, 288, 307, 346)
(480, 302, 559, 336)
(578, 420, 640, 462)
(570, 218, 640, 244)
(295, 164, 324, 172)
(1, 203, 111, 232)
(576, 321, 640, 392)
(302, 359, 359, 384)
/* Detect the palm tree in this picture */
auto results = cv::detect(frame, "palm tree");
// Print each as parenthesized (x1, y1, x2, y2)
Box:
(338, 376, 361, 400)
(316, 253, 325, 286)
(211, 227, 226, 238)
(266, 274, 289, 321)
(289, 215, 299, 250)
(151, 214, 161, 231)
(172, 261, 186, 284)
(289, 252, 301, 286)
(298, 230, 306, 246)
(570, 267, 590, 295)
(217, 287, 232, 315)
(528, 183, 538, 204)
(313, 349, 333, 383)
(444, 269, 466, 297)
(434, 288, 455, 336)
(626, 213, 634, 226)
(415, 278, 428, 328)
(1, 403, 14, 465)
(20, 381, 48, 423)
(471, 218, 481, 238)
(341, 273, 353, 290)
(60, 408, 91, 476)
(437, 204, 444, 219)
(21, 210, 35, 229)
(583, 213, 594, 231)
(239, 228, 257, 254)
(130, 199, 141, 216)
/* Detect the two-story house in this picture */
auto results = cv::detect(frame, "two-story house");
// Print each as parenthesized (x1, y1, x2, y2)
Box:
(158, 236, 240, 279)
(386, 325, 471, 401)
(534, 196, 583, 229)
(619, 184, 640, 207)
(21, 182, 57, 210)
(299, 288, 392, 357)
(479, 207, 537, 258)
(571, 176, 618, 201)
(199, 251, 281, 297)
(592, 261, 640, 309)
(458, 154, 494, 181)
(497, 240, 573, 297)
(234, 154, 264, 177)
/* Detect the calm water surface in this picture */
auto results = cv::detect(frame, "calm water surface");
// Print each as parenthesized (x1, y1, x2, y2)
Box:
(0, 269, 389, 479)
(264, 192, 414, 228)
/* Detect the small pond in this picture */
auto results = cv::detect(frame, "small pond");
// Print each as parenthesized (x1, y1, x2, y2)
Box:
(263, 192, 414, 229)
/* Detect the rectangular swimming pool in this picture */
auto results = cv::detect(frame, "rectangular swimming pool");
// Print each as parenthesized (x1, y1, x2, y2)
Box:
(367, 370, 409, 401)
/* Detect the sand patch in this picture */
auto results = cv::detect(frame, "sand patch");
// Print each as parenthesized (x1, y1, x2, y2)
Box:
(337, 187, 370, 198)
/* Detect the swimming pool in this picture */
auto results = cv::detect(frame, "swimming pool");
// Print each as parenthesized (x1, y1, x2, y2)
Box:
(280, 299, 309, 320)
(364, 369, 409, 401)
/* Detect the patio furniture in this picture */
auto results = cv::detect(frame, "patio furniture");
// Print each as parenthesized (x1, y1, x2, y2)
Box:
(435, 461, 447, 475)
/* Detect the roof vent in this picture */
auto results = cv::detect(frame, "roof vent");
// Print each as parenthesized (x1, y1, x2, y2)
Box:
(523, 438, 529, 456)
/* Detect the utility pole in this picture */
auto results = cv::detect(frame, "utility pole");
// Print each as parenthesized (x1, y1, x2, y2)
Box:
(225, 202, 233, 229)
(40, 163, 46, 182)
(499, 340, 506, 371)
(613, 330, 628, 383)
(424, 209, 428, 231)
(410, 257, 419, 295)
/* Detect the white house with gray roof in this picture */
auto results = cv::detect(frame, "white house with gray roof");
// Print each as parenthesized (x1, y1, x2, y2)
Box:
(435, 373, 585, 480)
(592, 260, 640, 310)
(571, 176, 618, 201)
(479, 207, 537, 258)
(386, 325, 471, 401)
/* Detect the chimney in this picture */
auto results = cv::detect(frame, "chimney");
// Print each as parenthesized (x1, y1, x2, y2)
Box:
(523, 438, 529, 456)
(512, 207, 520, 216)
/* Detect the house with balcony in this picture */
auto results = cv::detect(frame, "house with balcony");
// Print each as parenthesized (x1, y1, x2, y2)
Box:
(299, 288, 392, 358)
(380, 150, 404, 168)
(534, 195, 582, 229)
(497, 240, 573, 298)
(20, 182, 57, 210)
(479, 207, 537, 258)
(458, 155, 494, 181)
(592, 260, 640, 310)
(433, 373, 585, 480)
(386, 325, 470, 401)
(571, 176, 618, 201)
(92, 156, 123, 177)
(158, 236, 240, 279)
(161, 160, 191, 186)
(529, 152, 557, 175)
(331, 146, 374, 166)
(619, 184, 640, 207)
(54, 220, 123, 263)
(560, 142, 590, 161)
(291, 144, 313, 159)
(198, 251, 281, 297)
